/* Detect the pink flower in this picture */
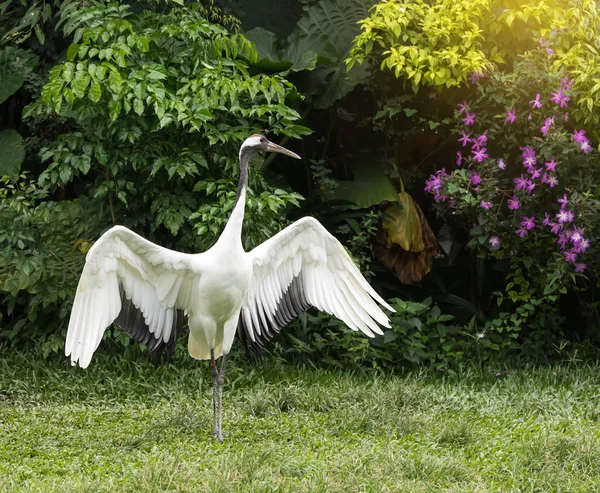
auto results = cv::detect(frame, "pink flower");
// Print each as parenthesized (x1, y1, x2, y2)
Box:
(505, 109, 517, 124)
(458, 131, 472, 146)
(508, 195, 520, 210)
(529, 167, 542, 180)
(470, 171, 482, 185)
(580, 140, 592, 154)
(472, 147, 488, 163)
(457, 101, 469, 114)
(547, 175, 559, 188)
(480, 200, 493, 210)
(558, 194, 568, 209)
(573, 129, 586, 143)
(462, 111, 476, 126)
(575, 263, 587, 273)
(556, 209, 574, 224)
(489, 236, 500, 250)
(529, 93, 542, 109)
(498, 158, 506, 170)
(456, 150, 463, 166)
(551, 90, 570, 107)
(521, 216, 535, 230)
(514, 174, 529, 191)
(544, 157, 557, 172)
(515, 228, 528, 238)
(564, 112, 569, 122)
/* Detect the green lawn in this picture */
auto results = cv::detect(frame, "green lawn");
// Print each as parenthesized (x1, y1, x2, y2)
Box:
(1, 351, 599, 492)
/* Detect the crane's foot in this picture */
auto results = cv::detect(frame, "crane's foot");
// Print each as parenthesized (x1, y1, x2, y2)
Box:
(217, 430, 224, 443)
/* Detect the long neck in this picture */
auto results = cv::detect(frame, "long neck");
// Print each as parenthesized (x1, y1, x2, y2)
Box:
(216, 146, 251, 248)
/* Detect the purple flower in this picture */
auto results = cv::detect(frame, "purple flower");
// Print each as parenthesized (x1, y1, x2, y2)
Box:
(515, 228, 528, 238)
(505, 109, 517, 124)
(529, 94, 542, 109)
(523, 155, 536, 169)
(498, 158, 506, 170)
(462, 111, 476, 126)
(546, 47, 554, 56)
(458, 131, 472, 146)
(550, 222, 563, 235)
(456, 150, 463, 166)
(489, 235, 500, 249)
(521, 146, 536, 158)
(563, 250, 577, 263)
(529, 167, 542, 180)
(561, 75, 573, 91)
(468, 72, 485, 84)
(470, 171, 482, 185)
(508, 195, 520, 210)
(480, 200, 493, 210)
(543, 213, 552, 226)
(425, 174, 443, 193)
(545, 157, 557, 172)
(580, 140, 592, 154)
(472, 147, 488, 163)
(521, 216, 535, 230)
(457, 101, 469, 114)
(514, 174, 529, 191)
(556, 209, 574, 224)
(558, 194, 568, 209)
(539, 36, 546, 46)
(574, 238, 590, 253)
(526, 181, 535, 194)
(570, 228, 584, 245)
(476, 130, 489, 146)
(564, 112, 569, 122)
(573, 129, 586, 143)
(547, 175, 559, 188)
(551, 90, 570, 108)
(575, 263, 587, 273)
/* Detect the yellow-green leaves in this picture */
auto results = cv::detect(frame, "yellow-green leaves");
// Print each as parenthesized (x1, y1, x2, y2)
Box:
(348, 0, 494, 91)
(381, 192, 424, 252)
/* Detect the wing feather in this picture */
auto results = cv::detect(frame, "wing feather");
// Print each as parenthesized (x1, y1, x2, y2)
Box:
(239, 217, 394, 349)
(66, 225, 199, 368)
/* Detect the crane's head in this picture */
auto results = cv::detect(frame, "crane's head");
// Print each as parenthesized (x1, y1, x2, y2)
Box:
(241, 134, 301, 160)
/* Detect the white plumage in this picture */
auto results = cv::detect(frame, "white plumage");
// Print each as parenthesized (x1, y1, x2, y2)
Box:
(65, 134, 394, 441)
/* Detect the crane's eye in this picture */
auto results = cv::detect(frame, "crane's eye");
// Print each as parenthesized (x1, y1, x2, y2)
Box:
(260, 137, 266, 143)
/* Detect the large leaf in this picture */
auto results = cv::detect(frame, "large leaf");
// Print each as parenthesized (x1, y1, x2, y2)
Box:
(381, 192, 424, 252)
(245, 27, 318, 74)
(0, 47, 39, 104)
(217, 0, 303, 38)
(0, 129, 25, 175)
(373, 198, 437, 284)
(334, 163, 398, 208)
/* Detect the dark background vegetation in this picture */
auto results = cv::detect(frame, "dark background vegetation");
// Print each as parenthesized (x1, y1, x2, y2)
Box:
(1, 0, 599, 369)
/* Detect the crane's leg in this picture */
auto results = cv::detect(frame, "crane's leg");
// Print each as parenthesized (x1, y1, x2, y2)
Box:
(210, 349, 218, 438)
(216, 353, 229, 443)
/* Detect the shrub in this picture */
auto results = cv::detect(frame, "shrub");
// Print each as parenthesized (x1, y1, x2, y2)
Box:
(423, 46, 598, 354)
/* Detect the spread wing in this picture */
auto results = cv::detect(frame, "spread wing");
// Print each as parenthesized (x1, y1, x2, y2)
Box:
(239, 217, 394, 349)
(65, 226, 199, 368)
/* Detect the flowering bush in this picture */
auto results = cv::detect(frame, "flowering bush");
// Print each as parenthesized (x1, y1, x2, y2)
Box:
(424, 45, 599, 352)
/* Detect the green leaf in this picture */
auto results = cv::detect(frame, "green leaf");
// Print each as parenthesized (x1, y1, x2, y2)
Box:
(0, 129, 25, 175)
(88, 81, 101, 103)
(334, 161, 398, 208)
(66, 44, 80, 61)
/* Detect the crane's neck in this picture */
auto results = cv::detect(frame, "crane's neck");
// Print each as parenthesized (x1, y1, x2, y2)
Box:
(216, 146, 252, 249)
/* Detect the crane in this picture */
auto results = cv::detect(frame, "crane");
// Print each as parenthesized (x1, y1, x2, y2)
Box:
(65, 134, 395, 442)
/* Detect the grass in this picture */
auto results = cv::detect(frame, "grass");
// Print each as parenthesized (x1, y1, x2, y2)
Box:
(1, 350, 600, 492)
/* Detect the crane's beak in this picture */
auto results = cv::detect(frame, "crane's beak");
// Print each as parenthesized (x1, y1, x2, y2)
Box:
(266, 141, 301, 159)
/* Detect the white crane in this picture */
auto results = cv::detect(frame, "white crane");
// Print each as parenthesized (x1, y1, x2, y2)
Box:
(65, 134, 395, 441)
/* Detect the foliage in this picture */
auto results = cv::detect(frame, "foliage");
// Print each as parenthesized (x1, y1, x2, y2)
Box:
(348, 0, 497, 91)
(1, 2, 310, 349)
(245, 0, 377, 109)
(3, 351, 600, 491)
(348, 0, 600, 131)
(423, 47, 599, 354)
